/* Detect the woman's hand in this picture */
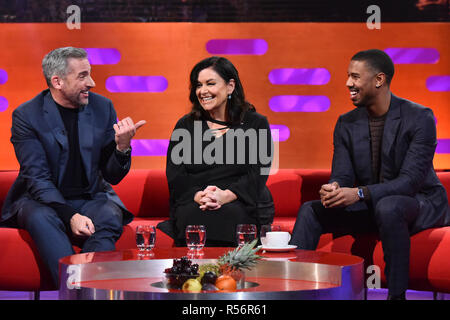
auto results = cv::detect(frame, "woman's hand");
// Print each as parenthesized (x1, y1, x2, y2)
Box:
(194, 188, 218, 210)
(194, 190, 206, 205)
(196, 186, 237, 211)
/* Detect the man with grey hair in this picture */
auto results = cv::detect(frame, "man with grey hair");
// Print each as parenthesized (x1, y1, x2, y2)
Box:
(1, 47, 146, 286)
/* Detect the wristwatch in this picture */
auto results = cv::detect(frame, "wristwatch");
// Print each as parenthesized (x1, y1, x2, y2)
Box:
(357, 188, 365, 201)
(116, 146, 132, 156)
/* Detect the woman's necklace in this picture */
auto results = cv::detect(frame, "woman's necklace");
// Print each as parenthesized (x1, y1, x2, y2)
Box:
(206, 117, 231, 137)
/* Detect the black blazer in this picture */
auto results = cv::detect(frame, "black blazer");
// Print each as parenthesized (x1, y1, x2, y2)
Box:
(330, 94, 449, 234)
(1, 89, 133, 225)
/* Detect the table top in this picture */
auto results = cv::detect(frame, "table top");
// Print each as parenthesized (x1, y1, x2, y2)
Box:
(59, 247, 364, 300)
(60, 247, 363, 266)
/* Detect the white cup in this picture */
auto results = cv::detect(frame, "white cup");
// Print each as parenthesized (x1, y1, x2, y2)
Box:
(265, 231, 291, 247)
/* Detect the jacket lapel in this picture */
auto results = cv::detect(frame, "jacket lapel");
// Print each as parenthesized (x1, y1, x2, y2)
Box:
(78, 103, 93, 184)
(381, 94, 401, 180)
(43, 91, 69, 185)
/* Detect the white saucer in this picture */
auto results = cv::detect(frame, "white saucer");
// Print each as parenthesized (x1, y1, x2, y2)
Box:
(262, 256, 297, 261)
(261, 245, 297, 252)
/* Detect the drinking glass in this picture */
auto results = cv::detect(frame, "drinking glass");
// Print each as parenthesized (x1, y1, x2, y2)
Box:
(260, 225, 282, 247)
(136, 225, 156, 255)
(185, 225, 206, 250)
(236, 224, 257, 247)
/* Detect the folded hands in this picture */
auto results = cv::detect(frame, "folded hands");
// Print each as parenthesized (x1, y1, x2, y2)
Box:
(319, 182, 359, 208)
(194, 186, 237, 211)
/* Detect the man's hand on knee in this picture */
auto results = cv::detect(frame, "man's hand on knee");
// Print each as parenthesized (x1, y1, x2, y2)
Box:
(70, 213, 95, 237)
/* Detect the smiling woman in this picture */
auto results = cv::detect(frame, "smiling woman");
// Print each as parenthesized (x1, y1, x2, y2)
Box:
(188, 56, 252, 126)
(157, 56, 275, 247)
(195, 67, 235, 122)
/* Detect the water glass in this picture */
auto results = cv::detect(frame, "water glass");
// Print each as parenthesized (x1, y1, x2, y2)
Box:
(236, 224, 257, 247)
(136, 225, 156, 254)
(185, 225, 206, 250)
(260, 224, 282, 246)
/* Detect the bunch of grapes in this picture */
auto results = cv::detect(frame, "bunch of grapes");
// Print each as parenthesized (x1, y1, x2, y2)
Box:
(164, 256, 199, 289)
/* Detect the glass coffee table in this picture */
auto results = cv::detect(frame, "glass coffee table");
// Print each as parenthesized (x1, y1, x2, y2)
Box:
(59, 247, 364, 300)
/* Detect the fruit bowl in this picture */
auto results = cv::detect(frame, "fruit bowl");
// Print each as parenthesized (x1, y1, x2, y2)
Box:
(163, 273, 200, 289)
(163, 256, 200, 289)
(162, 240, 260, 291)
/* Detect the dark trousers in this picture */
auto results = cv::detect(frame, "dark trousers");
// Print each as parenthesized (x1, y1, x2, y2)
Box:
(173, 200, 257, 246)
(290, 195, 420, 296)
(16, 198, 124, 287)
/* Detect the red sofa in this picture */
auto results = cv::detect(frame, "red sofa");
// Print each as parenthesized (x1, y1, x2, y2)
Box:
(1, 169, 449, 295)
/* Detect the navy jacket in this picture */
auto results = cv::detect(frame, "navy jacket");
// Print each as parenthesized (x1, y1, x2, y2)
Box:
(330, 94, 449, 234)
(1, 89, 133, 224)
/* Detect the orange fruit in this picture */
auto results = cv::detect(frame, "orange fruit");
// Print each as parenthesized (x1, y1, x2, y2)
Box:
(215, 275, 237, 291)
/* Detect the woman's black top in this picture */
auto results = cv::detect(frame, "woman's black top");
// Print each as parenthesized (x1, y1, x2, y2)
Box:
(158, 109, 274, 244)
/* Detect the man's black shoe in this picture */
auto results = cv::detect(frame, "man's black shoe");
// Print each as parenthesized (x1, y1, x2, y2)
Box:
(387, 292, 406, 300)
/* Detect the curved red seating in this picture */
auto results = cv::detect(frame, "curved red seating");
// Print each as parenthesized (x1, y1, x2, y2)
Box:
(0, 169, 449, 294)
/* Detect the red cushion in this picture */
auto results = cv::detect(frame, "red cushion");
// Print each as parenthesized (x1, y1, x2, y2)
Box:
(138, 170, 170, 218)
(0, 228, 55, 291)
(409, 227, 450, 292)
(112, 170, 149, 216)
(267, 169, 302, 217)
(272, 217, 297, 232)
(437, 172, 450, 205)
(317, 227, 450, 293)
(116, 218, 174, 249)
(317, 233, 380, 266)
(0, 171, 18, 219)
(371, 227, 450, 292)
(295, 169, 331, 204)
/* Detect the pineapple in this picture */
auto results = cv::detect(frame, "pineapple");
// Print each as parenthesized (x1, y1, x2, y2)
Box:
(198, 263, 220, 276)
(217, 239, 262, 272)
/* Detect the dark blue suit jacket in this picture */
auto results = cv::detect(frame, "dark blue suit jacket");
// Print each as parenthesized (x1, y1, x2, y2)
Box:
(330, 94, 449, 234)
(1, 89, 133, 225)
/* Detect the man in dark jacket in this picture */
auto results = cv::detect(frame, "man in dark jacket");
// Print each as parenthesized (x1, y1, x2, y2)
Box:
(1, 47, 145, 286)
(290, 49, 450, 300)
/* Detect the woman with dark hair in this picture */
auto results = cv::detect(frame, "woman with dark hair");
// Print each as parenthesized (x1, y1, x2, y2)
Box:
(157, 56, 274, 247)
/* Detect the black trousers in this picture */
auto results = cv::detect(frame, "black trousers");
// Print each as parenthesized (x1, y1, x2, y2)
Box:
(290, 195, 420, 296)
(173, 200, 258, 247)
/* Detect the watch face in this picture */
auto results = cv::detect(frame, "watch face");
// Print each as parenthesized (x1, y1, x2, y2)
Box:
(358, 188, 364, 199)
